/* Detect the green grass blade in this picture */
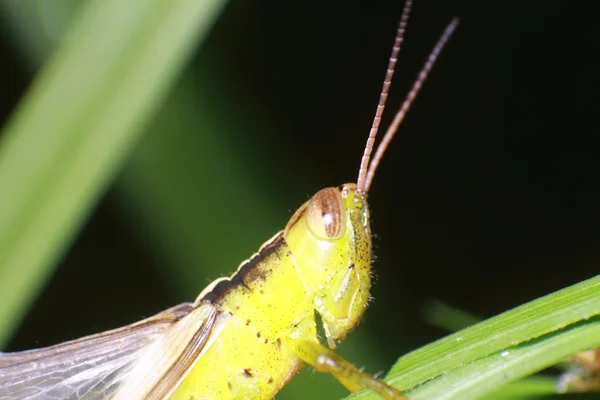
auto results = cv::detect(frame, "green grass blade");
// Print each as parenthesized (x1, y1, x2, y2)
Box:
(406, 319, 600, 399)
(0, 0, 227, 346)
(347, 274, 600, 399)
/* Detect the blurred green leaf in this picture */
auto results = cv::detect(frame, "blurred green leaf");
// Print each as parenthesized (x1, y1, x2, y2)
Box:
(0, 0, 227, 345)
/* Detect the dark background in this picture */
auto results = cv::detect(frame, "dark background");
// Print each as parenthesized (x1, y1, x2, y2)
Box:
(1, 0, 598, 397)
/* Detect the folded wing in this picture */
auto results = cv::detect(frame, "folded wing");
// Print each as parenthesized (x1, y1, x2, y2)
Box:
(0, 303, 194, 400)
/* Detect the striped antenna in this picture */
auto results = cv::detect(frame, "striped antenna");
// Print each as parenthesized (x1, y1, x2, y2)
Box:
(362, 17, 459, 192)
(355, 0, 413, 193)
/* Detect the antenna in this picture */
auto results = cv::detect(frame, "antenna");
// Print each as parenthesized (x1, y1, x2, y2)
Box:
(363, 17, 459, 192)
(355, 0, 413, 193)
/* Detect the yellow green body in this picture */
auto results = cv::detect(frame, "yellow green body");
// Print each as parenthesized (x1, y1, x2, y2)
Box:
(172, 184, 381, 399)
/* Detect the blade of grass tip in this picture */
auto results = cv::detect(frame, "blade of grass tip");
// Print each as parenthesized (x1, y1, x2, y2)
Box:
(0, 0, 228, 346)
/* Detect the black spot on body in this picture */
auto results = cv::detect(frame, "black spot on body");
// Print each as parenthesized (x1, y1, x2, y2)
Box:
(244, 368, 253, 377)
(243, 265, 272, 285)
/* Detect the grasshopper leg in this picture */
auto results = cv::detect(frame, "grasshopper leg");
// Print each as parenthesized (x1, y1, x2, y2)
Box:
(284, 337, 407, 400)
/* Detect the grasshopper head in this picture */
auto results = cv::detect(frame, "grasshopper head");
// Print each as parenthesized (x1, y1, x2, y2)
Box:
(284, 183, 372, 347)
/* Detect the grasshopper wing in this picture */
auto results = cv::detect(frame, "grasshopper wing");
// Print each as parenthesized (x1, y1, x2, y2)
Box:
(0, 302, 207, 400)
(110, 302, 221, 400)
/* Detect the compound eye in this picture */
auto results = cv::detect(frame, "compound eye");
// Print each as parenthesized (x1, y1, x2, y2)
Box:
(305, 187, 346, 240)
